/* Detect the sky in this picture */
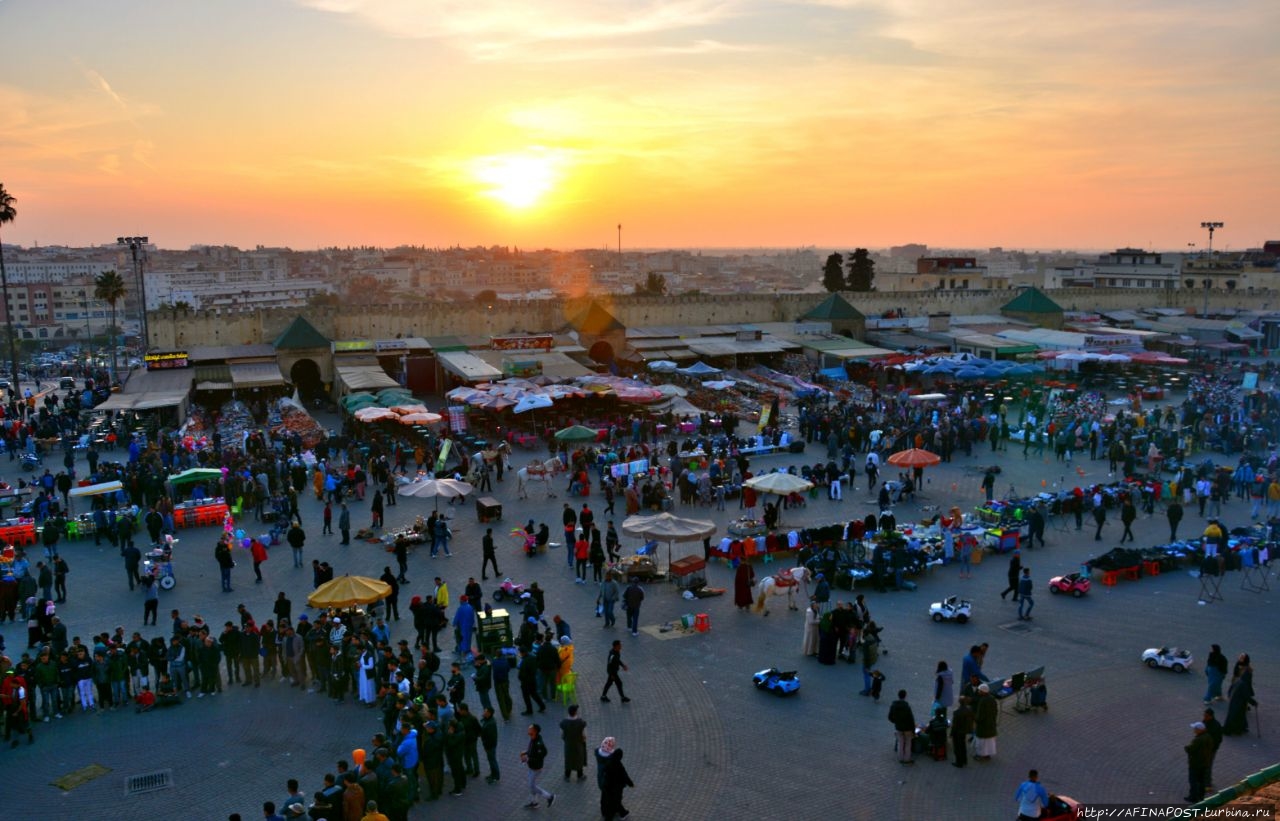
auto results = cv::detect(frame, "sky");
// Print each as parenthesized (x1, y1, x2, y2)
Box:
(0, 0, 1276, 252)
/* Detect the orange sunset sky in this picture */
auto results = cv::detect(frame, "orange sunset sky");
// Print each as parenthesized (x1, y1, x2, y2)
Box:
(1, 0, 1276, 252)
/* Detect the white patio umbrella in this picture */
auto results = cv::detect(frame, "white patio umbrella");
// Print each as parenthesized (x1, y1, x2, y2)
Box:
(621, 512, 717, 572)
(400, 478, 475, 510)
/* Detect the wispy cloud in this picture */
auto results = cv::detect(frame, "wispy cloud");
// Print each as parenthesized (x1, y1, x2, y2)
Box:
(295, 0, 737, 57)
(84, 68, 127, 108)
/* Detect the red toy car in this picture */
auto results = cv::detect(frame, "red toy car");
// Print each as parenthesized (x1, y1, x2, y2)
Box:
(1048, 572, 1091, 598)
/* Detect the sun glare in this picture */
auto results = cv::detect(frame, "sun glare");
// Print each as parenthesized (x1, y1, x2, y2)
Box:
(472, 151, 560, 209)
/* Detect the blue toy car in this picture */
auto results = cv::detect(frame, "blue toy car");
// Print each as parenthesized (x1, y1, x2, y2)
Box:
(753, 668, 801, 696)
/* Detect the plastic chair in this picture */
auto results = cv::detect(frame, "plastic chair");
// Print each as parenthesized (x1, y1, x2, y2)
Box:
(557, 671, 577, 706)
(65, 521, 80, 540)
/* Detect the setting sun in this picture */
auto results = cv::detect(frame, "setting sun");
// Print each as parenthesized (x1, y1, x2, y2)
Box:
(471, 151, 560, 210)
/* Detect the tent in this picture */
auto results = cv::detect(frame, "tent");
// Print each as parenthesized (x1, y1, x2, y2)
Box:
(167, 468, 225, 486)
(69, 480, 124, 498)
(678, 361, 722, 376)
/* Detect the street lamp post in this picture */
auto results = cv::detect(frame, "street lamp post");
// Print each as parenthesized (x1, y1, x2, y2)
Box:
(117, 236, 149, 351)
(1200, 221, 1224, 255)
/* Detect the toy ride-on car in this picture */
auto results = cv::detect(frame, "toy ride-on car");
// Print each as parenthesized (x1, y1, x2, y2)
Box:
(491, 579, 527, 602)
(929, 596, 972, 623)
(1048, 572, 1091, 598)
(1142, 647, 1193, 673)
(753, 668, 800, 696)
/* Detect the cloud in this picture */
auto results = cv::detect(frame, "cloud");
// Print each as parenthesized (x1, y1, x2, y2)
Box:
(84, 68, 127, 109)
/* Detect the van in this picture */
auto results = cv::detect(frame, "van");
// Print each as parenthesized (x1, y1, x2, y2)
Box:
(60, 377, 76, 391)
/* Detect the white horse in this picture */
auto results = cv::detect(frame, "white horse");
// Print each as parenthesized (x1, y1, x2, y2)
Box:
(516, 457, 565, 500)
(754, 566, 812, 616)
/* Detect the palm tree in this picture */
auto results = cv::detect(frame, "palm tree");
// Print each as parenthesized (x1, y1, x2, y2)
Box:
(0, 183, 20, 392)
(95, 269, 127, 383)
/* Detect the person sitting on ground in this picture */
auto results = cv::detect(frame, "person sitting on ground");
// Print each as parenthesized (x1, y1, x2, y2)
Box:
(134, 684, 156, 713)
(155, 672, 182, 707)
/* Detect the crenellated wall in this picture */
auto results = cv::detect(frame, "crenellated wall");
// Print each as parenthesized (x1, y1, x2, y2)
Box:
(148, 287, 1277, 350)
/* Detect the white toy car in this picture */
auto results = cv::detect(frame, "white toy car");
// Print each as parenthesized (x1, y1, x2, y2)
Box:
(929, 596, 972, 624)
(1142, 647, 1193, 673)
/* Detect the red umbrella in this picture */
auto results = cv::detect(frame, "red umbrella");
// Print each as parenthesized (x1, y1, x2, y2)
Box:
(886, 448, 942, 469)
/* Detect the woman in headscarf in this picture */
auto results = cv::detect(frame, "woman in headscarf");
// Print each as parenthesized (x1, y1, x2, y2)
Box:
(733, 561, 756, 611)
(1223, 654, 1256, 736)
(595, 736, 635, 821)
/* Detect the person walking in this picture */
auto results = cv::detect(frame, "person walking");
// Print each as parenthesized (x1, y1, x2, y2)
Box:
(999, 551, 1021, 602)
(1185, 721, 1214, 802)
(597, 736, 635, 821)
(517, 647, 546, 715)
(142, 576, 159, 625)
(1168, 498, 1184, 542)
(1014, 769, 1049, 820)
(520, 724, 555, 809)
(1092, 500, 1106, 541)
(322, 501, 333, 535)
(122, 544, 142, 590)
(1204, 644, 1228, 705)
(622, 580, 644, 636)
(1016, 567, 1035, 621)
(481, 706, 501, 783)
(600, 639, 630, 703)
(287, 521, 306, 568)
(560, 704, 587, 781)
(250, 537, 269, 583)
(1119, 499, 1137, 544)
(480, 528, 499, 581)
(215, 537, 235, 593)
(599, 574, 620, 628)
(53, 555, 70, 603)
(888, 689, 916, 764)
(339, 504, 351, 546)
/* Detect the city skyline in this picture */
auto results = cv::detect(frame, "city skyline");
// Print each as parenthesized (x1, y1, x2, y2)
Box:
(1, 0, 1276, 251)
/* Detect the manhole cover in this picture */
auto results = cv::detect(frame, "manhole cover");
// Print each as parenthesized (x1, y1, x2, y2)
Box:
(1000, 621, 1034, 633)
(51, 763, 112, 791)
(125, 770, 173, 796)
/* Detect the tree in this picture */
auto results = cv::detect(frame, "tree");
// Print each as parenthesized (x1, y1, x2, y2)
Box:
(845, 248, 876, 292)
(635, 272, 667, 296)
(94, 269, 127, 383)
(474, 289, 499, 304)
(1184, 278, 1195, 290)
(821, 253, 845, 292)
(1225, 280, 1237, 292)
(0, 183, 19, 391)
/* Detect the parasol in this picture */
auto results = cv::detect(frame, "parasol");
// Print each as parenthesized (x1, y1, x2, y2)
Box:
(743, 472, 814, 496)
(307, 575, 391, 609)
(554, 425, 599, 443)
(398, 412, 443, 425)
(400, 477, 475, 510)
(621, 512, 716, 572)
(887, 448, 942, 469)
(513, 394, 554, 414)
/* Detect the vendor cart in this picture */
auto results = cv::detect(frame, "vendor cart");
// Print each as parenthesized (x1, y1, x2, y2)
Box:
(476, 496, 503, 523)
(477, 607, 512, 654)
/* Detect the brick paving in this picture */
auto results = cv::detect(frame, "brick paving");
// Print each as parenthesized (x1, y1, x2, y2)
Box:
(4, 412, 1279, 820)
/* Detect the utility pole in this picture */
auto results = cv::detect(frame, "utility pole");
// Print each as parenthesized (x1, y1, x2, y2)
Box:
(617, 224, 622, 271)
(1199, 223, 1223, 316)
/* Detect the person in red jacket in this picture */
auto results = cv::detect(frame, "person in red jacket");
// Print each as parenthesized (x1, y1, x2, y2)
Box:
(574, 535, 590, 584)
(250, 538, 269, 584)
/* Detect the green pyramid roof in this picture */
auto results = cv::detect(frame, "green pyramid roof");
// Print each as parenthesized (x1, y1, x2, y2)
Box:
(802, 293, 864, 321)
(569, 301, 625, 334)
(274, 316, 331, 350)
(1001, 287, 1063, 314)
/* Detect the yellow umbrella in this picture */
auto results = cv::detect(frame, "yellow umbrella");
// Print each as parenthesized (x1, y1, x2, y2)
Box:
(307, 575, 392, 609)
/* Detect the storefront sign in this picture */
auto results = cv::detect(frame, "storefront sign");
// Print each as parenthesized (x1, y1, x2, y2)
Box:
(145, 351, 189, 370)
(491, 335, 553, 352)
(333, 340, 374, 353)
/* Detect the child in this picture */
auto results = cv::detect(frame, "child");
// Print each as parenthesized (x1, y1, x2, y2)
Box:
(134, 685, 156, 713)
(869, 670, 886, 702)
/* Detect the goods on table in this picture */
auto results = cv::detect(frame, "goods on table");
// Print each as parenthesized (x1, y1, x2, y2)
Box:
(271, 398, 325, 449)
(216, 400, 255, 447)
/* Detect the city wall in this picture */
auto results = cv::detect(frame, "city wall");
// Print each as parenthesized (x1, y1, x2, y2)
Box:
(149, 287, 1276, 350)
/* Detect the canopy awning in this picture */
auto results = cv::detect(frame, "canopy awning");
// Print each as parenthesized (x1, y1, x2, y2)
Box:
(438, 351, 503, 383)
(230, 362, 287, 389)
(69, 480, 123, 498)
(336, 366, 401, 393)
